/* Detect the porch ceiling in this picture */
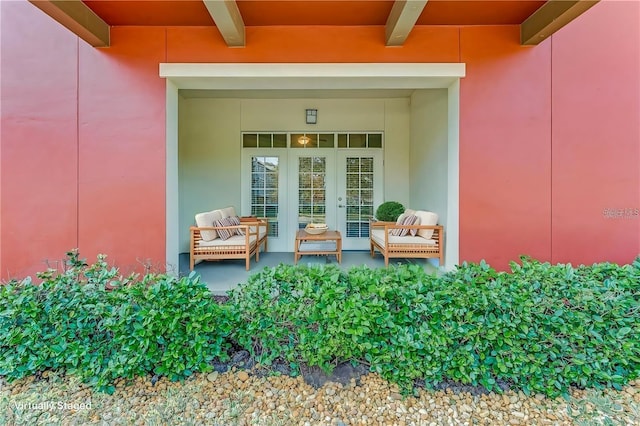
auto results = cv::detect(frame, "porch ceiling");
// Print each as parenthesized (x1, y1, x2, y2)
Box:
(28, 0, 599, 48)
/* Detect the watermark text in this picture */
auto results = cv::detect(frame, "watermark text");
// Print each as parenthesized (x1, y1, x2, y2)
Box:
(12, 400, 92, 411)
(602, 207, 639, 219)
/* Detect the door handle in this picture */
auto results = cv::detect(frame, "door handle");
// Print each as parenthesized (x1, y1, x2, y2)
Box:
(338, 204, 345, 208)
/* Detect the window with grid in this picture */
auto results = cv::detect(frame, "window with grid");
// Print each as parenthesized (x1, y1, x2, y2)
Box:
(243, 133, 287, 148)
(251, 156, 279, 237)
(298, 157, 326, 228)
(291, 133, 335, 148)
(337, 133, 383, 148)
(345, 157, 374, 238)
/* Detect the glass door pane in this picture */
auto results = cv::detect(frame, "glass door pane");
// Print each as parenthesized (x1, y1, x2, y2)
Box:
(337, 151, 383, 250)
(288, 150, 336, 251)
(298, 156, 327, 228)
(251, 156, 280, 237)
(345, 157, 373, 238)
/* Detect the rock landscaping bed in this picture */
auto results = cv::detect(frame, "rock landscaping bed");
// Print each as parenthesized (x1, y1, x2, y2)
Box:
(1, 370, 638, 425)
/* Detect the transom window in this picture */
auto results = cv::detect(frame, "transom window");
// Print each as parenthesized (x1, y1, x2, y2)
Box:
(338, 133, 382, 148)
(243, 133, 287, 148)
(242, 132, 383, 149)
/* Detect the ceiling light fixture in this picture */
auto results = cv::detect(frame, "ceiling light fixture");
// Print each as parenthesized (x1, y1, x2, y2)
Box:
(298, 135, 311, 146)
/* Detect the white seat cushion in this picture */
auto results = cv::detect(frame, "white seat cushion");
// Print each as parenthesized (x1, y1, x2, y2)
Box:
(197, 234, 256, 248)
(220, 206, 237, 218)
(247, 223, 267, 240)
(371, 229, 436, 248)
(413, 211, 439, 239)
(195, 209, 223, 241)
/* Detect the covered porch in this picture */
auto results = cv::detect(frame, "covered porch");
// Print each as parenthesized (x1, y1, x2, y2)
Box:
(179, 251, 439, 295)
(165, 63, 464, 281)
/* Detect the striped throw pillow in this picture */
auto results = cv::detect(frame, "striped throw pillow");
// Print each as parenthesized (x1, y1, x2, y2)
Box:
(226, 216, 245, 236)
(214, 216, 246, 240)
(390, 214, 419, 237)
(409, 215, 421, 236)
(213, 217, 234, 240)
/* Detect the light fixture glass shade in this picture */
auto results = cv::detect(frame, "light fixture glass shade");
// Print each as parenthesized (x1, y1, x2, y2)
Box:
(298, 135, 311, 145)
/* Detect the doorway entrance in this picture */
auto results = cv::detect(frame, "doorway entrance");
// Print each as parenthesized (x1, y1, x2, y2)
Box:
(242, 133, 383, 251)
(290, 148, 383, 251)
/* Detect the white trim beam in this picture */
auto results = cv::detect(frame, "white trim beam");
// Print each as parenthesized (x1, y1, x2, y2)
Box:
(28, 0, 110, 47)
(202, 0, 245, 47)
(385, 0, 428, 46)
(521, 0, 600, 45)
(160, 63, 466, 90)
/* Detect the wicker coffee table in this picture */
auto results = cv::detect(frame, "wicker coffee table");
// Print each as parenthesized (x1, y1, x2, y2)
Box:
(294, 229, 342, 264)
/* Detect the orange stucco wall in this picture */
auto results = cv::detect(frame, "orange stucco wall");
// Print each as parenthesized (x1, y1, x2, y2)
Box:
(459, 26, 553, 267)
(1, 0, 638, 278)
(550, 0, 640, 265)
(1, 2, 80, 276)
(77, 27, 167, 273)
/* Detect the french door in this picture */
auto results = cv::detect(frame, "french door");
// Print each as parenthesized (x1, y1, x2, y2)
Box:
(289, 149, 382, 251)
(336, 151, 383, 250)
(288, 150, 337, 242)
(243, 134, 383, 252)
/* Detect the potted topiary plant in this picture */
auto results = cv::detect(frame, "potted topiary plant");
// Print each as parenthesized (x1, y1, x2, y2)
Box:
(375, 201, 405, 222)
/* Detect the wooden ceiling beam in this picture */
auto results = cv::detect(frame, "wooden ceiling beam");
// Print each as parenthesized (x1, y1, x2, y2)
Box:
(521, 0, 600, 45)
(202, 0, 245, 47)
(385, 0, 428, 46)
(29, 0, 109, 47)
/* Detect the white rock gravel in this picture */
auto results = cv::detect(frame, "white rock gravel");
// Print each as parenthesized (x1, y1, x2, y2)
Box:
(1, 369, 638, 425)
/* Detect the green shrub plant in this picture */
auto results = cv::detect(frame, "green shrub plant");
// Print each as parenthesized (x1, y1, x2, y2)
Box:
(1, 251, 638, 398)
(228, 256, 640, 397)
(0, 251, 232, 394)
(374, 201, 405, 222)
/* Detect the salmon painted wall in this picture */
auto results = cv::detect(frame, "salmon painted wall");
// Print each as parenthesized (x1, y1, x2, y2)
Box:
(458, 0, 639, 269)
(1, 1, 79, 277)
(77, 27, 167, 274)
(1, 1, 167, 278)
(1, 0, 638, 278)
(551, 0, 640, 265)
(459, 26, 552, 269)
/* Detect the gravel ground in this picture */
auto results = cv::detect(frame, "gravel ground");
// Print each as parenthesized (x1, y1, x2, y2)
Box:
(1, 368, 638, 425)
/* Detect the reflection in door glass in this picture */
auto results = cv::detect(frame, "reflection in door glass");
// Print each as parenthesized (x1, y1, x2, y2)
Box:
(299, 157, 326, 228)
(251, 156, 279, 237)
(345, 157, 374, 238)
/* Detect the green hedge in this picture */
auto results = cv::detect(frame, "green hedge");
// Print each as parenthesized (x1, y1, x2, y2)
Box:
(0, 251, 232, 394)
(229, 257, 640, 397)
(1, 251, 638, 397)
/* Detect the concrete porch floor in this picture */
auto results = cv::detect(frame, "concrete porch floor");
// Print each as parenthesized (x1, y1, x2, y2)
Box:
(178, 251, 440, 295)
